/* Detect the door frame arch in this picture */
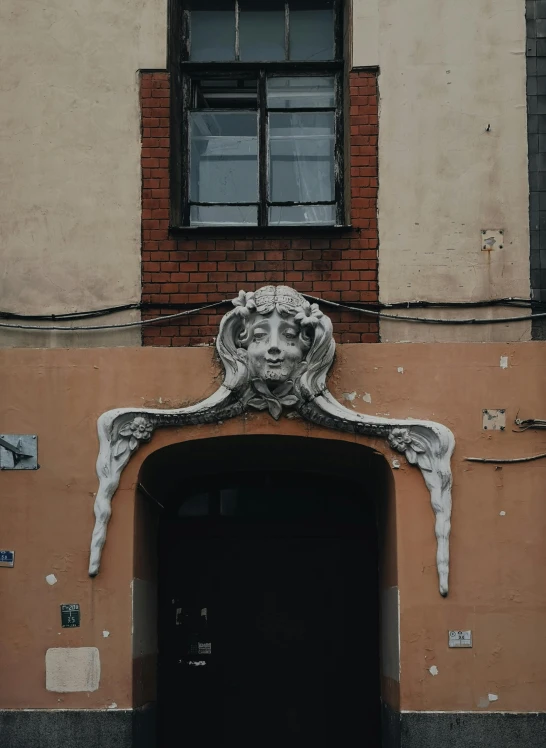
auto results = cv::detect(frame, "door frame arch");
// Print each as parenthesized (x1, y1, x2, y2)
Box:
(130, 431, 401, 745)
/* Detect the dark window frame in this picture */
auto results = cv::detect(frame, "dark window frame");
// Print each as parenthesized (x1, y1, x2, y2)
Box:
(169, 0, 345, 230)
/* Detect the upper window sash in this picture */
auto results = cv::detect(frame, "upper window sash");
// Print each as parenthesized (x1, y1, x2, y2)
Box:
(181, 0, 343, 64)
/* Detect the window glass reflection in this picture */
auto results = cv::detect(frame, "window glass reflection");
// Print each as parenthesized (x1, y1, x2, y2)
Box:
(190, 112, 258, 203)
(190, 3, 236, 61)
(269, 112, 335, 203)
(270, 204, 335, 225)
(239, 0, 286, 61)
(267, 76, 335, 108)
(289, 1, 334, 60)
(190, 205, 258, 226)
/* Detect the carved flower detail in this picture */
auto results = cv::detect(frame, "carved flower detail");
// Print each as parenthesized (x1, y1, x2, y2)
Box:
(388, 427, 430, 468)
(294, 301, 323, 329)
(388, 427, 413, 452)
(117, 416, 154, 454)
(248, 379, 299, 421)
(232, 290, 256, 318)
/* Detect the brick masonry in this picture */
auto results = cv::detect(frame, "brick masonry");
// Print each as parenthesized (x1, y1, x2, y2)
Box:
(140, 70, 379, 346)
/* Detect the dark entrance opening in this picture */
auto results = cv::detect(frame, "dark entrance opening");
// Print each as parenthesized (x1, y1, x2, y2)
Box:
(140, 436, 384, 748)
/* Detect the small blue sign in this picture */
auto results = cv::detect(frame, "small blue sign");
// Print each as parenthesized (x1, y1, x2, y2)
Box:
(0, 550, 15, 568)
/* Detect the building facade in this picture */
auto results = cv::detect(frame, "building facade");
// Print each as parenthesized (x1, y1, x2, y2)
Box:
(1, 1, 545, 747)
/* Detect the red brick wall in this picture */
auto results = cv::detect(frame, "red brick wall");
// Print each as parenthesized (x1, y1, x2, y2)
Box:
(141, 70, 379, 346)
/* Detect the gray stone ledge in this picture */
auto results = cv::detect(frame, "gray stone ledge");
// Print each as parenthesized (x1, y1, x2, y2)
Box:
(383, 703, 546, 748)
(0, 705, 156, 748)
(1, 705, 544, 748)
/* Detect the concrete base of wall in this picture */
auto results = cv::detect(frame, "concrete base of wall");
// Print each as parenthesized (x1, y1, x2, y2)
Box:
(1, 704, 545, 747)
(0, 705, 156, 748)
(382, 703, 546, 748)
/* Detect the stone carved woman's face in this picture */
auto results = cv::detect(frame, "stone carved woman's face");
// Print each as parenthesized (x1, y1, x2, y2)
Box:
(244, 310, 309, 385)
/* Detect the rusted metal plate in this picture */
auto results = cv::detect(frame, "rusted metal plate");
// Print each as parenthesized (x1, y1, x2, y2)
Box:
(481, 229, 504, 251)
(482, 409, 506, 431)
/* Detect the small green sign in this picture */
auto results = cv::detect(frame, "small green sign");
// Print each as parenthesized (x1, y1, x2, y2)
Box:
(61, 604, 80, 628)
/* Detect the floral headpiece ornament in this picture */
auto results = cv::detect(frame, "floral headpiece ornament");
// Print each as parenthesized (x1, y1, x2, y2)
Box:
(232, 290, 256, 318)
(232, 287, 323, 329)
(294, 300, 323, 329)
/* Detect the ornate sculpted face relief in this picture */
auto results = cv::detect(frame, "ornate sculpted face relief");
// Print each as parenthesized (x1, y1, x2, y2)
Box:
(241, 311, 309, 385)
(88, 285, 455, 598)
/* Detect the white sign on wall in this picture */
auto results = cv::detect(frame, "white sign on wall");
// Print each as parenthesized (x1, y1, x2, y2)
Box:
(449, 630, 472, 648)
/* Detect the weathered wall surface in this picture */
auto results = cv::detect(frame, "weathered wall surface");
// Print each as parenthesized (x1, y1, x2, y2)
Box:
(0, 342, 545, 712)
(353, 0, 531, 342)
(0, 0, 532, 347)
(0, 0, 166, 347)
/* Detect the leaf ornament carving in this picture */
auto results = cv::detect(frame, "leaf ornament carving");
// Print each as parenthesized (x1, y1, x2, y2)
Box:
(247, 379, 299, 421)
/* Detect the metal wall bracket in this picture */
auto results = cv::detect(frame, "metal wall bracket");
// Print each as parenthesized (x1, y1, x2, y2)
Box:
(514, 417, 546, 431)
(481, 229, 504, 251)
(482, 410, 506, 431)
(0, 435, 38, 470)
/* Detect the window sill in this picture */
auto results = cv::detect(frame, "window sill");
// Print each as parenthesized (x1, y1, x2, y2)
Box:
(169, 224, 355, 237)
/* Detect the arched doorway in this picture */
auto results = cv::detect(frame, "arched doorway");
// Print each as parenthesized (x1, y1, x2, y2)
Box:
(136, 435, 395, 748)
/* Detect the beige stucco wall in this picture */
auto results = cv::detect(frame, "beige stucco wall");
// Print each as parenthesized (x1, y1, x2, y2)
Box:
(0, 0, 167, 347)
(0, 1, 532, 346)
(353, 0, 531, 342)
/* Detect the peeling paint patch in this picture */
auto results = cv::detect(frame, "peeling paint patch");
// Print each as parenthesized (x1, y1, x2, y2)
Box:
(428, 665, 439, 676)
(478, 696, 490, 709)
(500, 356, 508, 369)
(397, 367, 404, 374)
(362, 392, 372, 403)
(343, 391, 357, 402)
(392, 459, 401, 469)
(488, 693, 499, 702)
(46, 574, 58, 586)
(500, 511, 506, 516)
(108, 702, 118, 710)
(102, 630, 110, 638)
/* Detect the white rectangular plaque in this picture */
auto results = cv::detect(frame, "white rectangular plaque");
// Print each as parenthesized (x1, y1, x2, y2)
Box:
(449, 630, 472, 648)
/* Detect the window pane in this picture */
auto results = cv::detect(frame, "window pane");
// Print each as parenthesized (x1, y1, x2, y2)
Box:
(190, 112, 258, 203)
(269, 112, 335, 203)
(190, 4, 236, 61)
(193, 78, 258, 109)
(269, 204, 336, 225)
(190, 205, 258, 226)
(239, 0, 285, 61)
(289, 1, 334, 60)
(267, 76, 335, 108)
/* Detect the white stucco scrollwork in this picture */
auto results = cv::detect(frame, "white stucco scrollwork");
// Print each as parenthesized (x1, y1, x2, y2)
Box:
(89, 285, 455, 595)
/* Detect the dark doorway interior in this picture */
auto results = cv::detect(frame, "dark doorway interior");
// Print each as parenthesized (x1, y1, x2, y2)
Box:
(155, 463, 381, 748)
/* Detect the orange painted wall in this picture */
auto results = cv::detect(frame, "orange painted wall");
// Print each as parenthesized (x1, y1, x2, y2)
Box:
(0, 343, 545, 712)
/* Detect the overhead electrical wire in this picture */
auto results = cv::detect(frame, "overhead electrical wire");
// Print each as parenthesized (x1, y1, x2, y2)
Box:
(0, 303, 140, 321)
(0, 297, 539, 323)
(465, 453, 546, 464)
(303, 296, 546, 326)
(0, 301, 230, 332)
(0, 296, 544, 332)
